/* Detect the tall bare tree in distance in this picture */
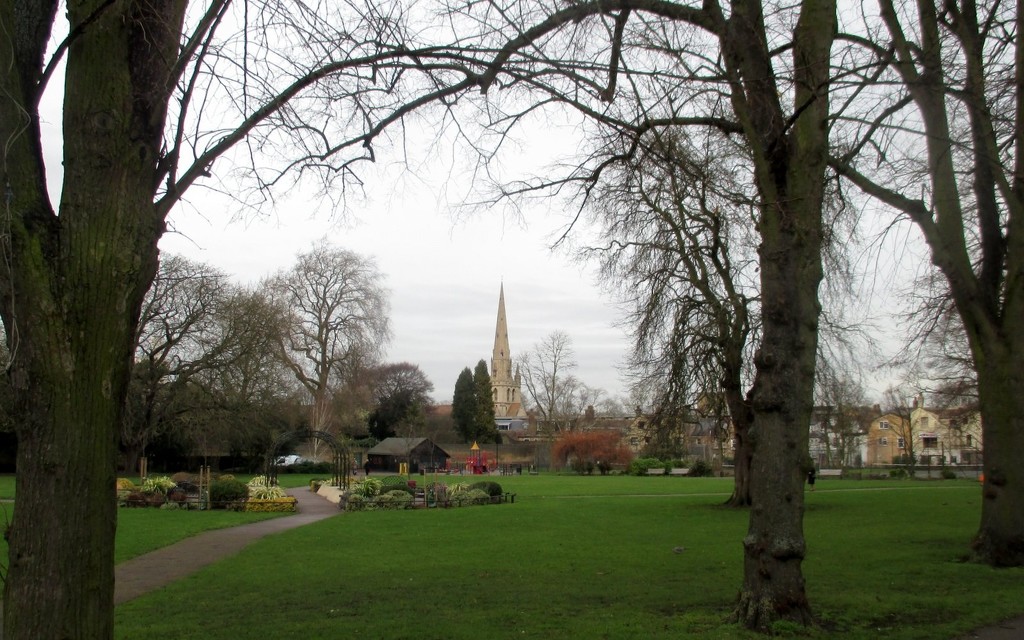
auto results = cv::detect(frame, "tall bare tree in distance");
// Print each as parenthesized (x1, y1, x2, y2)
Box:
(520, 331, 601, 434)
(269, 242, 391, 455)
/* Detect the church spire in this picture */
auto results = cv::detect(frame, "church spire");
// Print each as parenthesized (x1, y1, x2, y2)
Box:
(490, 284, 527, 419)
(492, 283, 511, 377)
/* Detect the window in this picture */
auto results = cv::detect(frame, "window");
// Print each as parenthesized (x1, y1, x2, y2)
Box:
(879, 437, 888, 446)
(922, 436, 939, 449)
(897, 437, 905, 448)
(966, 434, 973, 446)
(920, 417, 930, 429)
(879, 420, 890, 430)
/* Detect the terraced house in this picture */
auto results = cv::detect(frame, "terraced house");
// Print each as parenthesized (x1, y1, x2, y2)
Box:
(863, 394, 982, 467)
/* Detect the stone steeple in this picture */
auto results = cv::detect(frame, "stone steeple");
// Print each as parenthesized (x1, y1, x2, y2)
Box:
(490, 284, 527, 419)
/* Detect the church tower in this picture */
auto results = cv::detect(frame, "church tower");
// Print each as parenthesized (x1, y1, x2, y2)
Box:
(491, 284, 528, 419)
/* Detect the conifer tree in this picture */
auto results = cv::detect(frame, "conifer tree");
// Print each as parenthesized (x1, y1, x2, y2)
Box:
(473, 360, 497, 443)
(452, 368, 478, 442)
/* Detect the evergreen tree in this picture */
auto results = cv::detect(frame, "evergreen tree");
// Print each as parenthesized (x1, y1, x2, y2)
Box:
(452, 368, 478, 442)
(473, 360, 497, 443)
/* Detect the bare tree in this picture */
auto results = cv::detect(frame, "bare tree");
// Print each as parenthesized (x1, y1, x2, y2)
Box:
(830, 0, 1024, 566)
(519, 331, 600, 434)
(269, 242, 391, 454)
(192, 286, 299, 461)
(813, 364, 869, 468)
(122, 255, 230, 473)
(586, 128, 759, 506)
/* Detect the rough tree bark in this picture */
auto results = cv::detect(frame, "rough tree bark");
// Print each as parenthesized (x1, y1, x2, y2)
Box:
(722, 0, 836, 628)
(0, 2, 187, 637)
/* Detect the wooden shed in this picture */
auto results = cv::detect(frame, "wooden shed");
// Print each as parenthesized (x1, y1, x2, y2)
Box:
(365, 438, 450, 474)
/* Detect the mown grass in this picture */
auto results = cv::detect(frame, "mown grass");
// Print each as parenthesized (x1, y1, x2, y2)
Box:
(0, 474, 15, 500)
(114, 477, 1023, 640)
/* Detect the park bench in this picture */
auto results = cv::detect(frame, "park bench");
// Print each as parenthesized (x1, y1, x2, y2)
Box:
(818, 469, 842, 478)
(669, 468, 690, 476)
(646, 468, 666, 475)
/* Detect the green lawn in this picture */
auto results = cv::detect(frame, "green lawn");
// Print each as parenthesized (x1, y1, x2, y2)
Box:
(112, 476, 1022, 640)
(0, 474, 15, 500)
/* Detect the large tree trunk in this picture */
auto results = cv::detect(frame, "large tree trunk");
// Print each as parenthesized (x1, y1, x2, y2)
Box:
(724, 0, 835, 628)
(734, 229, 820, 628)
(971, 340, 1024, 566)
(1, 2, 184, 637)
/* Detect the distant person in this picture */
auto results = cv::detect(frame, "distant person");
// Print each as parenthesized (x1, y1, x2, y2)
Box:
(807, 468, 816, 492)
(363, 460, 371, 476)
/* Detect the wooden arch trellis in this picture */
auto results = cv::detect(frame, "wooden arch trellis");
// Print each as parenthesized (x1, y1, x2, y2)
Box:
(265, 429, 352, 490)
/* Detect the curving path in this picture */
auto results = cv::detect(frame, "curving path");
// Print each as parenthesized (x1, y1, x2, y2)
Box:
(114, 488, 338, 604)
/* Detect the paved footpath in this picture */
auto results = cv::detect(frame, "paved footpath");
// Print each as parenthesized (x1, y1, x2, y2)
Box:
(114, 488, 339, 604)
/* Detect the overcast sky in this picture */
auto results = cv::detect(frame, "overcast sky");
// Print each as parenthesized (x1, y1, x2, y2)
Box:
(158, 170, 634, 407)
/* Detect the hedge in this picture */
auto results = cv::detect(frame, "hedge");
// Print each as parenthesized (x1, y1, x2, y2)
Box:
(244, 497, 298, 513)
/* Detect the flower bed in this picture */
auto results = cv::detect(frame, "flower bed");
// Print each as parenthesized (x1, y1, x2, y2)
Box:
(244, 497, 298, 513)
(339, 478, 515, 512)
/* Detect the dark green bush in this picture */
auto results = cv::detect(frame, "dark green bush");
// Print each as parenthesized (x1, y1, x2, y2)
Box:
(941, 469, 957, 480)
(283, 460, 332, 474)
(629, 458, 665, 476)
(380, 475, 414, 493)
(374, 490, 414, 509)
(889, 468, 908, 479)
(688, 459, 713, 477)
(210, 478, 248, 504)
(469, 481, 503, 497)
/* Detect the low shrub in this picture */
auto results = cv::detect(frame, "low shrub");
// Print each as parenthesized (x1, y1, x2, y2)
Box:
(249, 484, 287, 500)
(452, 488, 490, 507)
(116, 478, 137, 491)
(344, 494, 368, 511)
(355, 477, 383, 498)
(941, 468, 957, 480)
(889, 468, 908, 479)
(141, 476, 177, 495)
(379, 475, 411, 490)
(469, 481, 503, 497)
(210, 478, 248, 505)
(244, 497, 297, 513)
(688, 459, 713, 477)
(283, 460, 332, 474)
(374, 490, 414, 510)
(629, 458, 665, 476)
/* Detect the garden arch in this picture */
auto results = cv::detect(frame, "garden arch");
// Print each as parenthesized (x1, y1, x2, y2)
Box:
(265, 429, 352, 489)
